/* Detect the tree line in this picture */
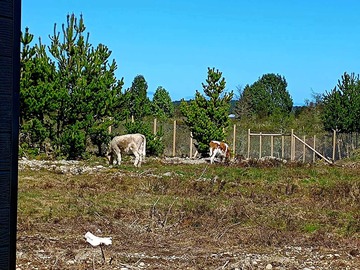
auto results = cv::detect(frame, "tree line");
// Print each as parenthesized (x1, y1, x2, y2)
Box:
(20, 14, 360, 159)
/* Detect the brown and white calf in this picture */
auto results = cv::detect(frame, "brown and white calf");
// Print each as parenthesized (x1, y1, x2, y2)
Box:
(106, 133, 146, 167)
(209, 140, 231, 164)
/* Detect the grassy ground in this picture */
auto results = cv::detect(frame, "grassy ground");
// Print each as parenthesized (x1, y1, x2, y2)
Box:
(16, 158, 360, 269)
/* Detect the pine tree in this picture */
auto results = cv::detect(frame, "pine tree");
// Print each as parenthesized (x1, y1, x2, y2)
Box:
(180, 67, 233, 155)
(20, 28, 57, 153)
(234, 84, 253, 120)
(123, 75, 151, 120)
(50, 14, 124, 158)
(152, 86, 174, 119)
(21, 14, 124, 158)
(322, 72, 360, 132)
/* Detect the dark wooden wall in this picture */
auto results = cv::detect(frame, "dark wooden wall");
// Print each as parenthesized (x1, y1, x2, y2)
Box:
(0, 0, 21, 269)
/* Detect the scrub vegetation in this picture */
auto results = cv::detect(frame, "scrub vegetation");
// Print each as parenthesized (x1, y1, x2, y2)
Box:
(17, 157, 360, 269)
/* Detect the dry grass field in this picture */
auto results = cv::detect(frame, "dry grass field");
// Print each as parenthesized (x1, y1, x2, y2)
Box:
(16, 157, 360, 269)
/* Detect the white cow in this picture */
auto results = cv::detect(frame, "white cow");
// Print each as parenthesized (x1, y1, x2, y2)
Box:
(106, 133, 146, 167)
(209, 140, 231, 164)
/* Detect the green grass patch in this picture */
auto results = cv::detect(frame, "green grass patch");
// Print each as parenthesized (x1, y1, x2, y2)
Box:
(18, 160, 360, 240)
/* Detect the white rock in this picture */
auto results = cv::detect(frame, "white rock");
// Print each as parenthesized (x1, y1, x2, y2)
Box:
(265, 264, 273, 270)
(66, 260, 76, 265)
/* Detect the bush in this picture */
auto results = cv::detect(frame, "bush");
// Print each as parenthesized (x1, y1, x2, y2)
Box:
(125, 121, 165, 157)
(59, 124, 87, 159)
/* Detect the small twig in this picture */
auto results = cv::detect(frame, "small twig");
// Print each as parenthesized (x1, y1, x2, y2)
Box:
(135, 258, 143, 265)
(129, 218, 139, 228)
(163, 198, 178, 227)
(119, 262, 142, 269)
(216, 223, 252, 240)
(150, 197, 161, 218)
(100, 244, 106, 264)
(52, 255, 59, 268)
(221, 260, 229, 269)
(138, 169, 153, 176)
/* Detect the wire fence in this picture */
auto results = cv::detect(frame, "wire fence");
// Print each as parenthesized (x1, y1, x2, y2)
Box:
(115, 118, 360, 163)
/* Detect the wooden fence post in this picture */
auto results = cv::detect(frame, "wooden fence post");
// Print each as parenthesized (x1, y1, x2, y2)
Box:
(281, 135, 285, 159)
(153, 118, 157, 134)
(303, 135, 306, 163)
(247, 129, 251, 159)
(270, 135, 274, 157)
(173, 120, 176, 157)
(332, 129, 336, 161)
(313, 135, 316, 163)
(232, 124, 236, 157)
(259, 132, 262, 159)
(337, 136, 342, 160)
(131, 115, 134, 123)
(190, 132, 193, 158)
(291, 129, 295, 161)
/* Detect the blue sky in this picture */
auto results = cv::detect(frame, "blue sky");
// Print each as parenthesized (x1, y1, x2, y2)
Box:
(22, 1, 360, 105)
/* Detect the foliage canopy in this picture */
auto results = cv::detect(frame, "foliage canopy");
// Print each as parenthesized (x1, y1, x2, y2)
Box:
(20, 14, 124, 158)
(322, 72, 360, 133)
(152, 86, 174, 119)
(123, 75, 152, 120)
(235, 73, 293, 119)
(180, 67, 233, 155)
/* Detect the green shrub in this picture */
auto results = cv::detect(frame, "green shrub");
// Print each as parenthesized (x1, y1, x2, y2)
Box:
(125, 121, 165, 157)
(59, 124, 86, 159)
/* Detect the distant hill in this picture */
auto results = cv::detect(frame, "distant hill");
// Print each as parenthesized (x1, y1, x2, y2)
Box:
(173, 100, 237, 114)
(173, 100, 307, 117)
(173, 100, 182, 107)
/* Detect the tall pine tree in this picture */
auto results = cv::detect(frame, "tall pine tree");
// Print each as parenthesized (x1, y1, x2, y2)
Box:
(47, 14, 124, 158)
(180, 67, 233, 155)
(20, 28, 57, 154)
(152, 86, 174, 119)
(322, 72, 360, 133)
(123, 75, 151, 120)
(21, 14, 124, 158)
